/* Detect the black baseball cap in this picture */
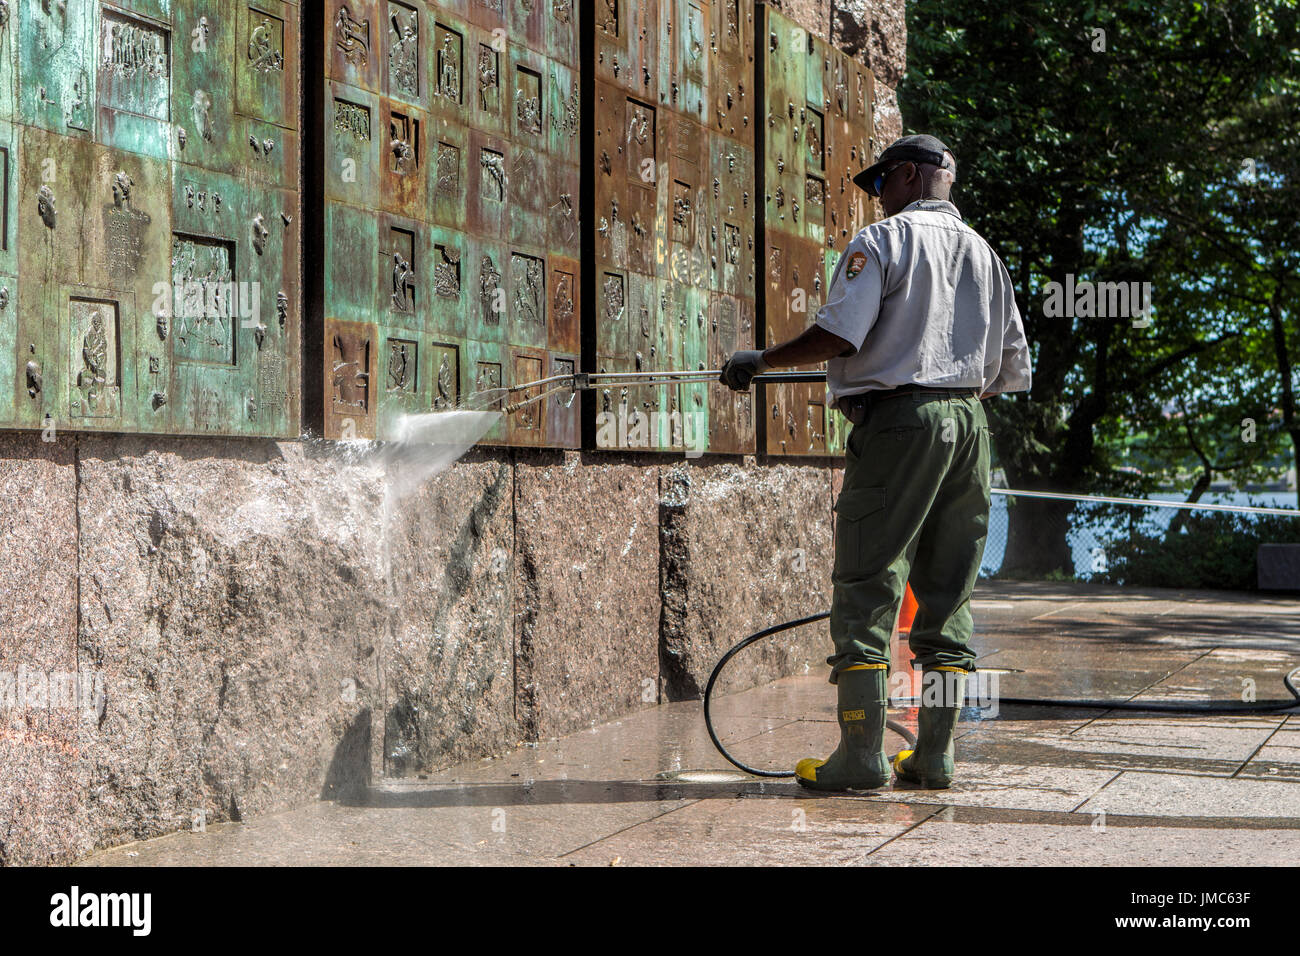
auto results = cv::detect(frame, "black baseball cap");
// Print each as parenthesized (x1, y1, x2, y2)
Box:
(854, 134, 956, 196)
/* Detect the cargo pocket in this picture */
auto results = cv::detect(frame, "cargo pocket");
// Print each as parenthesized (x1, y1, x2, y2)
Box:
(833, 487, 887, 578)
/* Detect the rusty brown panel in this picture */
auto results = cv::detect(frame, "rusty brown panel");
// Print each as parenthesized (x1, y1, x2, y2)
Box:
(794, 230, 826, 317)
(594, 169, 624, 271)
(545, 351, 579, 447)
(710, 0, 754, 146)
(506, 348, 545, 445)
(707, 292, 755, 454)
(624, 94, 658, 187)
(382, 0, 426, 106)
(548, 161, 580, 259)
(625, 270, 658, 375)
(327, 0, 382, 92)
(324, 317, 378, 439)
(593, 0, 658, 101)
(765, 381, 817, 457)
(806, 397, 827, 454)
(465, 0, 508, 33)
(765, 237, 830, 458)
(548, 255, 580, 355)
(379, 97, 428, 218)
(427, 118, 468, 228)
(624, 178, 658, 279)
(592, 81, 626, 267)
(507, 44, 547, 151)
(508, 0, 547, 57)
(466, 128, 509, 240)
(427, 11, 469, 124)
(466, 23, 507, 137)
(710, 136, 755, 299)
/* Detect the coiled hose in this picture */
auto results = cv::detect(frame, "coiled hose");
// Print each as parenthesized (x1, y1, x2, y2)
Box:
(704, 611, 1300, 779)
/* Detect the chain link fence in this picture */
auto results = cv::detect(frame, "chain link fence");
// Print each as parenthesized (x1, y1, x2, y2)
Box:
(983, 490, 1300, 589)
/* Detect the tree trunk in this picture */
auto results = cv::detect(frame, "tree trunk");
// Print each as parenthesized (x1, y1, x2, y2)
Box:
(997, 495, 1076, 577)
(1166, 471, 1211, 538)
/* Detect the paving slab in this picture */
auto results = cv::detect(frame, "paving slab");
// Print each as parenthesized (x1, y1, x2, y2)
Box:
(955, 716, 1285, 778)
(865, 818, 1298, 866)
(1238, 726, 1300, 781)
(1078, 771, 1300, 819)
(78, 581, 1300, 866)
(562, 797, 933, 866)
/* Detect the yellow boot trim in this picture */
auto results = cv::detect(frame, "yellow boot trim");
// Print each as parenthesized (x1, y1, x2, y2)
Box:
(931, 666, 968, 673)
(892, 750, 914, 773)
(844, 664, 888, 672)
(795, 758, 825, 782)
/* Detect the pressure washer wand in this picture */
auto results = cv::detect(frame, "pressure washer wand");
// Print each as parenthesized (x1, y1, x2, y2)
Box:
(500, 370, 828, 415)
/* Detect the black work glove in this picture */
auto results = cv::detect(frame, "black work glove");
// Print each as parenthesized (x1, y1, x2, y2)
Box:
(719, 350, 771, 391)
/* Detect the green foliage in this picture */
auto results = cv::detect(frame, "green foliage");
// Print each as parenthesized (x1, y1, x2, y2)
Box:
(1097, 512, 1300, 589)
(901, 0, 1300, 574)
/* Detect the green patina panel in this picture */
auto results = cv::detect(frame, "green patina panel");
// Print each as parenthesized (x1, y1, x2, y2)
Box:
(1, 0, 301, 438)
(320, 0, 580, 446)
(760, 6, 873, 458)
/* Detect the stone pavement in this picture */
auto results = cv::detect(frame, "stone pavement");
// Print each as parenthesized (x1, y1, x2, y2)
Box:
(81, 582, 1300, 866)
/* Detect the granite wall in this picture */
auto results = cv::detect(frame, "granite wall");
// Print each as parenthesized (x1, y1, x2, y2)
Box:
(0, 436, 843, 864)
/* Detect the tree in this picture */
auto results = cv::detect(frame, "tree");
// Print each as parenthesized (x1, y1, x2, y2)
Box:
(900, 0, 1300, 575)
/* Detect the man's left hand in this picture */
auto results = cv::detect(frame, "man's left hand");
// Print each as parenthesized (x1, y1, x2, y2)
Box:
(719, 350, 771, 391)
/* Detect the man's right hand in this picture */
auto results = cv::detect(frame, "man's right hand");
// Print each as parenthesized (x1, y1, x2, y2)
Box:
(719, 350, 771, 391)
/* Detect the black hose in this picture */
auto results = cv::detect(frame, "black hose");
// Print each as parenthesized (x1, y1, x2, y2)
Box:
(703, 612, 916, 778)
(704, 611, 1300, 778)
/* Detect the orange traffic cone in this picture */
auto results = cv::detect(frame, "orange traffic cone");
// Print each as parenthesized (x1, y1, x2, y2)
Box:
(891, 585, 921, 700)
(898, 584, 919, 634)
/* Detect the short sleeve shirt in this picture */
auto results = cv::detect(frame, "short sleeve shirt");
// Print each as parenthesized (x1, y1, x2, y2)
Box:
(813, 199, 1032, 409)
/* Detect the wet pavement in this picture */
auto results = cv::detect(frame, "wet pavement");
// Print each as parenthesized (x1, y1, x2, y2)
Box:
(82, 581, 1300, 866)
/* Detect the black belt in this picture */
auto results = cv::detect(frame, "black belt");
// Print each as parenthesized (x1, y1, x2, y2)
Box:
(840, 385, 981, 425)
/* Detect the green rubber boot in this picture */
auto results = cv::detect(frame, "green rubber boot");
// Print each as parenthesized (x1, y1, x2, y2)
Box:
(795, 665, 891, 792)
(893, 668, 966, 789)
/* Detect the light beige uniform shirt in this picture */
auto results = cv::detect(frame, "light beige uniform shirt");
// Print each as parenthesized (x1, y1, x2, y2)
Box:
(813, 199, 1032, 410)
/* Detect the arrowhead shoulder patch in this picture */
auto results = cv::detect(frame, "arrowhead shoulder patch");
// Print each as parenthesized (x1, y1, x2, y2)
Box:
(845, 251, 868, 280)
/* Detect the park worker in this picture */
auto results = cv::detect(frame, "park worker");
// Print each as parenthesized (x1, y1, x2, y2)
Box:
(720, 135, 1032, 790)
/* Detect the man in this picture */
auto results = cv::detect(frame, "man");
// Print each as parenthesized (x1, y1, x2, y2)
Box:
(720, 135, 1032, 791)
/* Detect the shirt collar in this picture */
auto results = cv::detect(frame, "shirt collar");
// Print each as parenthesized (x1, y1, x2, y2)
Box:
(902, 198, 964, 221)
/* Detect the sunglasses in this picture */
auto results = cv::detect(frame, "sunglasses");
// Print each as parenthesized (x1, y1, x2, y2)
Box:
(871, 162, 911, 198)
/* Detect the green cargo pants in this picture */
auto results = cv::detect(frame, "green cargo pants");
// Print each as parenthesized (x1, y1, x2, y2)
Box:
(828, 391, 991, 682)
